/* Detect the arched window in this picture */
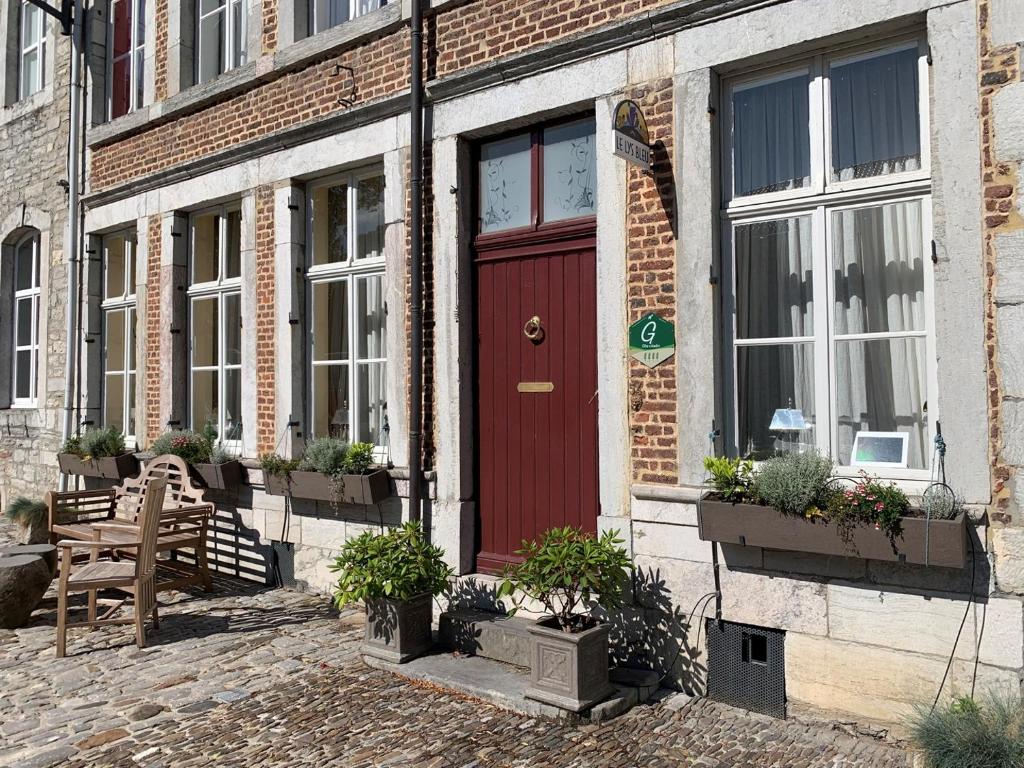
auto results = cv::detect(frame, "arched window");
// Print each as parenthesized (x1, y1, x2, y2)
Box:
(12, 230, 40, 405)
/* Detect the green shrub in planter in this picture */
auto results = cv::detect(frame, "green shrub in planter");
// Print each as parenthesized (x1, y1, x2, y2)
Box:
(259, 452, 300, 477)
(750, 450, 834, 516)
(910, 694, 1024, 768)
(60, 426, 127, 459)
(344, 442, 376, 475)
(703, 456, 753, 503)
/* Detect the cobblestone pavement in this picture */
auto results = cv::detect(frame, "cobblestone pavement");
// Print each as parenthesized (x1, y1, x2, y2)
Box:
(0, 527, 911, 768)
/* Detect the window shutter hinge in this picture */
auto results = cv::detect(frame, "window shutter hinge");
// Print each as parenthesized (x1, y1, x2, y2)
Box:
(709, 265, 719, 285)
(169, 327, 181, 335)
(288, 312, 299, 325)
(926, 45, 933, 66)
(287, 420, 300, 427)
(931, 240, 938, 264)
(288, 203, 299, 211)
(171, 231, 183, 238)
(166, 420, 181, 427)
(707, 95, 716, 117)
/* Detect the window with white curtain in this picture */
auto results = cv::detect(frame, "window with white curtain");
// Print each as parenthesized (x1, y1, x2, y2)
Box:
(308, 0, 386, 35)
(19, 0, 46, 99)
(101, 231, 137, 442)
(188, 207, 243, 452)
(306, 168, 387, 448)
(108, 0, 146, 119)
(12, 231, 40, 406)
(196, 0, 246, 84)
(722, 38, 935, 474)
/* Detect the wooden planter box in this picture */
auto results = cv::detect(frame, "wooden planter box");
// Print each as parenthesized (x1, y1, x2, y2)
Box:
(57, 452, 138, 480)
(263, 469, 391, 505)
(697, 497, 969, 569)
(191, 460, 243, 490)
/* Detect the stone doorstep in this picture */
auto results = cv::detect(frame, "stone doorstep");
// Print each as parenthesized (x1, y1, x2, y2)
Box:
(362, 649, 662, 725)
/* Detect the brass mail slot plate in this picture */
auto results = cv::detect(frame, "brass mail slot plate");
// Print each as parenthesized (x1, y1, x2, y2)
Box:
(517, 381, 554, 393)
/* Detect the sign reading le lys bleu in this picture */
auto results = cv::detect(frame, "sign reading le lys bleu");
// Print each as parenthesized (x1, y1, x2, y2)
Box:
(629, 313, 675, 368)
(612, 100, 651, 171)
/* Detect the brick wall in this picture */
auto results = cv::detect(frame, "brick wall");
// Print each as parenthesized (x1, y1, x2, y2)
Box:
(262, 0, 279, 53)
(254, 186, 277, 455)
(144, 215, 163, 442)
(625, 78, 677, 485)
(154, 0, 169, 101)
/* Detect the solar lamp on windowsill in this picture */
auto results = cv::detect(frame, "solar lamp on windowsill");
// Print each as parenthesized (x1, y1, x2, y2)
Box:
(769, 403, 813, 455)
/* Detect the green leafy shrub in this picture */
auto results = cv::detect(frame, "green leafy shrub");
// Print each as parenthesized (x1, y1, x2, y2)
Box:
(824, 472, 908, 540)
(60, 434, 82, 456)
(60, 426, 126, 459)
(151, 429, 212, 464)
(910, 693, 1024, 768)
(259, 452, 300, 477)
(751, 450, 835, 516)
(344, 442, 376, 475)
(498, 527, 633, 633)
(329, 521, 453, 608)
(5, 497, 48, 528)
(298, 437, 349, 476)
(703, 456, 753, 502)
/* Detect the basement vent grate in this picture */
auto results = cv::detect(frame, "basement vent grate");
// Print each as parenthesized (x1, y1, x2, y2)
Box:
(705, 619, 786, 718)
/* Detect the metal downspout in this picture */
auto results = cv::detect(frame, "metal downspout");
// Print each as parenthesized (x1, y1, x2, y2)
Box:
(408, 0, 424, 522)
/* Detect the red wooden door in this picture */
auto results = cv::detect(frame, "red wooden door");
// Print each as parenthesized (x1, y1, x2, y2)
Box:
(474, 234, 599, 573)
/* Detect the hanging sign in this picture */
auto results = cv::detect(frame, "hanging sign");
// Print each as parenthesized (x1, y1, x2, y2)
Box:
(629, 313, 675, 368)
(612, 100, 651, 170)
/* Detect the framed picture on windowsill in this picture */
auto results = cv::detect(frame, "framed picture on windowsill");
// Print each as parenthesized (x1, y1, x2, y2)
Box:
(851, 431, 909, 469)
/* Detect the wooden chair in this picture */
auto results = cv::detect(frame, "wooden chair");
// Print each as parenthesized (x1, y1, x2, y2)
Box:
(56, 478, 167, 657)
(46, 455, 214, 592)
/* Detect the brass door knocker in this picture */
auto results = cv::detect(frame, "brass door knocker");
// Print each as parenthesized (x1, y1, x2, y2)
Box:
(523, 315, 544, 343)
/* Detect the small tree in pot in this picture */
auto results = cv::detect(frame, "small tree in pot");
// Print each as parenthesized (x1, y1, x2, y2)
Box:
(330, 521, 453, 663)
(498, 527, 632, 712)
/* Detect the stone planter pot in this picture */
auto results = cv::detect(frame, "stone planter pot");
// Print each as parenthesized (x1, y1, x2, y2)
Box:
(526, 617, 615, 712)
(362, 593, 434, 663)
(57, 452, 138, 480)
(264, 469, 391, 505)
(0, 544, 57, 629)
(697, 497, 969, 568)
(192, 460, 243, 490)
(15, 520, 50, 546)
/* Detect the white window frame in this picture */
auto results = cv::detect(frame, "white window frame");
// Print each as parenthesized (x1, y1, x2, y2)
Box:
(18, 0, 46, 100)
(721, 36, 937, 481)
(12, 231, 40, 407)
(305, 168, 387, 445)
(107, 0, 146, 119)
(309, 0, 386, 35)
(187, 206, 243, 454)
(100, 230, 138, 446)
(195, 0, 246, 84)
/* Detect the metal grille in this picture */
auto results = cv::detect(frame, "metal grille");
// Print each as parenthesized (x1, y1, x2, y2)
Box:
(706, 619, 786, 718)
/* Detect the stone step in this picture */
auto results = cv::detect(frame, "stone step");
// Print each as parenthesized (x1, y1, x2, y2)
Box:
(438, 608, 535, 667)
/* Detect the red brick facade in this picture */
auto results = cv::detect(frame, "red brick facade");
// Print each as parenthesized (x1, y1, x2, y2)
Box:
(144, 215, 163, 442)
(254, 186, 277, 456)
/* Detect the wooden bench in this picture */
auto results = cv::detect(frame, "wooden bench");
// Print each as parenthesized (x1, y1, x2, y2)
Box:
(46, 455, 214, 592)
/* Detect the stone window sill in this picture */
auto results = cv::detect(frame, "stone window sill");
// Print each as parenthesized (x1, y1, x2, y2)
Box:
(0, 87, 55, 128)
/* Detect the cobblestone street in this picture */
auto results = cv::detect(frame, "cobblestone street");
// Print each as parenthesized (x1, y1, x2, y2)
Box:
(0, 528, 911, 768)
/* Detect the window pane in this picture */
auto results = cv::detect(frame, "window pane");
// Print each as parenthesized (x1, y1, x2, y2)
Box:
(737, 343, 816, 459)
(542, 118, 597, 222)
(192, 213, 219, 283)
(223, 368, 242, 441)
(231, 0, 245, 67)
(356, 362, 386, 444)
(23, 2, 41, 46)
(104, 373, 125, 433)
(732, 73, 810, 197)
(198, 10, 224, 83)
(311, 183, 348, 265)
(830, 47, 921, 182)
(105, 308, 126, 372)
(21, 48, 38, 97)
(224, 292, 241, 366)
(355, 175, 384, 260)
(835, 337, 928, 469)
(479, 133, 532, 233)
(312, 280, 349, 361)
(112, 0, 131, 57)
(200, 0, 224, 13)
(15, 237, 35, 291)
(16, 298, 32, 347)
(105, 235, 126, 299)
(127, 372, 137, 435)
(192, 297, 218, 367)
(225, 209, 241, 278)
(126, 235, 136, 295)
(15, 350, 32, 399)
(134, 47, 145, 110)
(833, 200, 925, 335)
(355, 0, 383, 17)
(127, 307, 137, 371)
(192, 370, 218, 433)
(111, 55, 131, 118)
(312, 0, 349, 32)
(313, 365, 349, 441)
(735, 216, 813, 339)
(356, 274, 385, 359)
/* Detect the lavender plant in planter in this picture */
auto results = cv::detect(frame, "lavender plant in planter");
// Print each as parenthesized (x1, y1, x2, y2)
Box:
(498, 527, 632, 712)
(330, 522, 453, 663)
(57, 426, 138, 480)
(261, 440, 392, 505)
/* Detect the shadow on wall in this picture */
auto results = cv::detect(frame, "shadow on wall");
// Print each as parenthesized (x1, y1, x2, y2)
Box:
(596, 565, 709, 695)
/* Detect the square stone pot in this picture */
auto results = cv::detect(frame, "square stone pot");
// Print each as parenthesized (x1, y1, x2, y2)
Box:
(362, 593, 434, 663)
(526, 617, 615, 712)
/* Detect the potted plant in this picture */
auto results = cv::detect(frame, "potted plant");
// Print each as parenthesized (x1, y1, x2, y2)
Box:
(497, 526, 632, 712)
(697, 452, 969, 568)
(330, 521, 453, 663)
(151, 426, 242, 490)
(261, 439, 391, 505)
(4, 497, 49, 545)
(57, 426, 138, 479)
(909, 693, 1024, 768)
